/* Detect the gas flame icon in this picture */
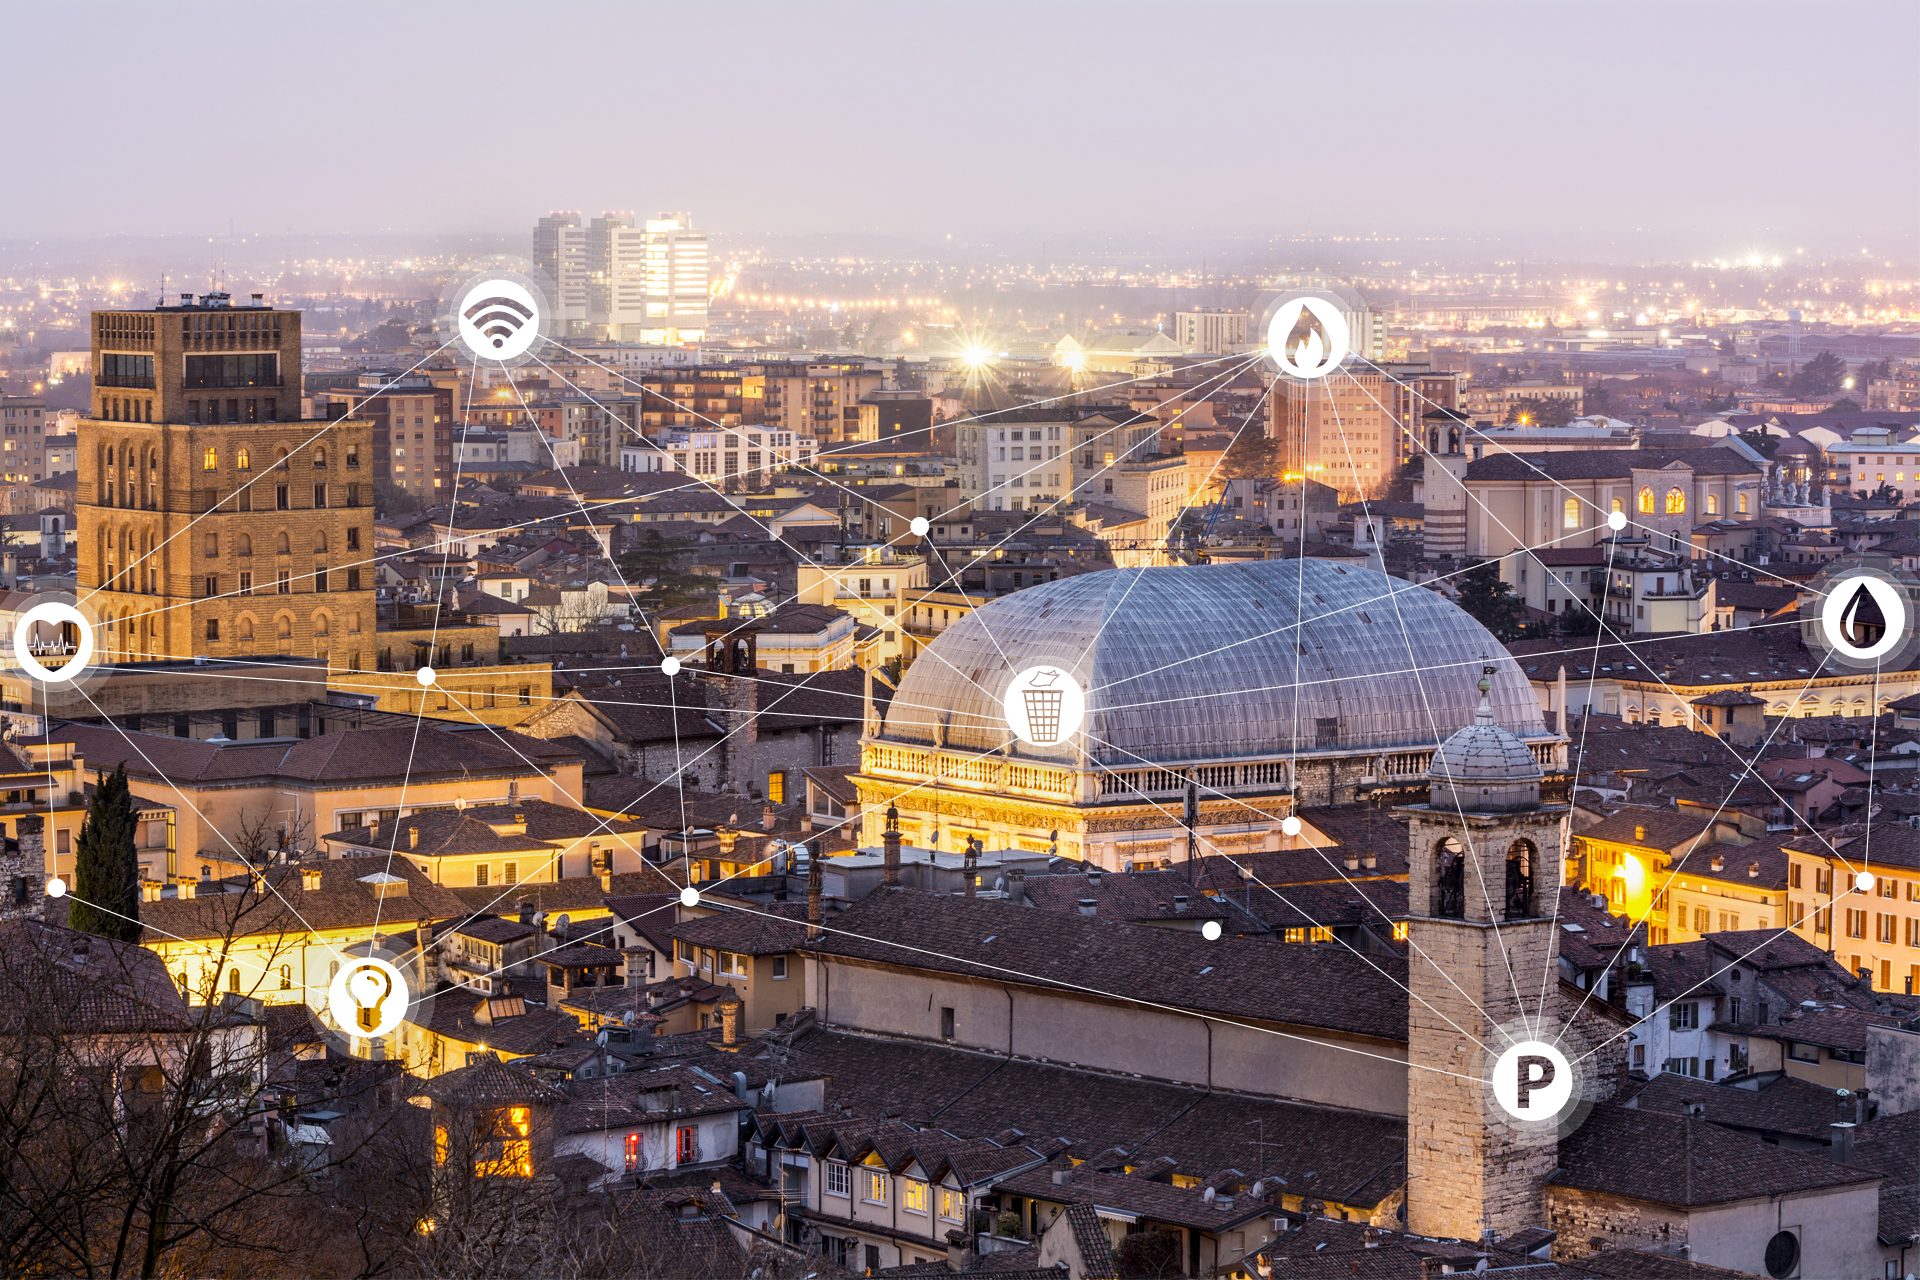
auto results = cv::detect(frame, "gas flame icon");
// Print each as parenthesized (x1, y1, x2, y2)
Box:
(1265, 295, 1352, 380)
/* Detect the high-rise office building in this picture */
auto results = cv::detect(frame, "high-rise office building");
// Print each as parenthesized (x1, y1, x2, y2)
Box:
(78, 293, 377, 665)
(532, 211, 588, 333)
(639, 212, 708, 344)
(1268, 364, 1460, 500)
(543, 210, 710, 344)
(1173, 309, 1251, 354)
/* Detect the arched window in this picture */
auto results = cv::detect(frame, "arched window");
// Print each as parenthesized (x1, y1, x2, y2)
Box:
(1562, 497, 1581, 530)
(313, 446, 327, 468)
(202, 447, 218, 472)
(1737, 492, 1750, 514)
(1610, 496, 1624, 515)
(1637, 486, 1655, 514)
(313, 530, 328, 554)
(275, 614, 293, 640)
(1434, 837, 1466, 919)
(1664, 487, 1687, 515)
(1705, 493, 1720, 516)
(236, 447, 251, 471)
(1505, 840, 1537, 920)
(313, 611, 330, 637)
(236, 533, 253, 556)
(276, 531, 290, 555)
(237, 615, 255, 641)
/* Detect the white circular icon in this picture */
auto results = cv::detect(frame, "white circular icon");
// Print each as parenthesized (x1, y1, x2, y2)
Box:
(1820, 573, 1907, 663)
(1003, 665, 1086, 749)
(1266, 295, 1351, 379)
(456, 278, 543, 361)
(13, 601, 94, 685)
(1492, 1039, 1574, 1123)
(327, 954, 409, 1042)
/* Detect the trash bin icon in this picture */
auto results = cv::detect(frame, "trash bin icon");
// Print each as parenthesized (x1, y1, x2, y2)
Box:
(1021, 668, 1066, 744)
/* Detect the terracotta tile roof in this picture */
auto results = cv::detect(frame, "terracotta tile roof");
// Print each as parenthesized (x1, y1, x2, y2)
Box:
(1577, 807, 1714, 851)
(1626, 1072, 1854, 1142)
(139, 859, 471, 942)
(992, 1161, 1268, 1231)
(671, 902, 809, 955)
(415, 1053, 568, 1106)
(814, 889, 1408, 1042)
(0, 918, 194, 1035)
(553, 1064, 745, 1134)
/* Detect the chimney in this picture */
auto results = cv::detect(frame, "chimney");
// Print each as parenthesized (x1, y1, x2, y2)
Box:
(174, 877, 196, 900)
(1086, 868, 1102, 886)
(1077, 898, 1097, 918)
(1173, 893, 1189, 913)
(597, 866, 613, 893)
(1344, 854, 1360, 871)
(806, 853, 823, 941)
(140, 879, 164, 903)
(1830, 1120, 1857, 1165)
(1051, 1167, 1073, 1185)
(1748, 861, 1760, 880)
(882, 804, 902, 888)
(300, 866, 323, 892)
(1362, 853, 1377, 870)
(1634, 824, 1647, 842)
(962, 837, 979, 899)
(1710, 855, 1724, 873)
(716, 989, 742, 1048)
(407, 827, 419, 851)
(1007, 867, 1027, 907)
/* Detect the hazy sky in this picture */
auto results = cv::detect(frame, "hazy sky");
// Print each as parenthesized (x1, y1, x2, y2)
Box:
(12, 0, 1918, 257)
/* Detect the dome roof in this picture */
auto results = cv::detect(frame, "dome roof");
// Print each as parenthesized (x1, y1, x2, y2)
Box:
(1431, 680, 1546, 787)
(880, 559, 1548, 767)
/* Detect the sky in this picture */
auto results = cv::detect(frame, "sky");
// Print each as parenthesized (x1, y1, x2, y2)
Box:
(10, 0, 1918, 259)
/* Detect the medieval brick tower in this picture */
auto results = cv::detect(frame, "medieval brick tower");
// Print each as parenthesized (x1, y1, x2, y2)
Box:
(1402, 673, 1568, 1242)
(77, 294, 376, 667)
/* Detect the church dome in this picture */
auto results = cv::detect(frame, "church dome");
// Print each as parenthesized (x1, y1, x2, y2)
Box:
(879, 559, 1548, 767)
(1429, 676, 1544, 810)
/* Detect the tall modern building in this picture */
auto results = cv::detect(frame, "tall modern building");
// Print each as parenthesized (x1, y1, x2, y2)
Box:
(540, 210, 709, 344)
(78, 293, 377, 665)
(531, 211, 588, 334)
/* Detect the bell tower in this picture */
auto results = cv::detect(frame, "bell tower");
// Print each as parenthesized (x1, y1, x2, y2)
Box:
(1401, 672, 1567, 1242)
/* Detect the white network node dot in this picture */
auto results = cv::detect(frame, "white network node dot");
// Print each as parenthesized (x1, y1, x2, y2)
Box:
(415, 666, 436, 687)
(1856, 871, 1877, 893)
(1606, 510, 1628, 532)
(909, 516, 931, 536)
(44, 877, 66, 899)
(679, 886, 701, 907)
(1280, 816, 1303, 837)
(1201, 921, 1222, 941)
(661, 656, 683, 676)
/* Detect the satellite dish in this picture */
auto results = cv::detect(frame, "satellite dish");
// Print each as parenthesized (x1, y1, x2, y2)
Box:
(596, 1029, 609, 1047)
(622, 1010, 637, 1027)
(555, 913, 571, 933)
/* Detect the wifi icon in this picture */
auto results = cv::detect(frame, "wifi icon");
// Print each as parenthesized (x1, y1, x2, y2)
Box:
(454, 278, 542, 360)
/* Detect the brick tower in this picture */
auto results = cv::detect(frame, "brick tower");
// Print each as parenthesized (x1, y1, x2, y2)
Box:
(77, 293, 376, 668)
(1402, 673, 1568, 1242)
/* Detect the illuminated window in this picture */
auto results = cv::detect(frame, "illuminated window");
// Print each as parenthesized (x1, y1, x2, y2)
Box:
(865, 1170, 888, 1205)
(202, 447, 218, 472)
(1664, 487, 1686, 515)
(434, 1125, 448, 1165)
(236, 447, 250, 470)
(1637, 487, 1654, 514)
(1562, 497, 1580, 530)
(1610, 496, 1624, 515)
(1391, 921, 1409, 942)
(624, 1132, 640, 1172)
(1705, 493, 1719, 515)
(475, 1105, 533, 1178)
(767, 771, 785, 804)
(903, 1180, 929, 1213)
(937, 1187, 962, 1220)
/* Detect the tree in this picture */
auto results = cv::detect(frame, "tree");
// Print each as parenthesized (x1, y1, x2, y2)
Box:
(1787, 350, 1846, 397)
(1383, 457, 1424, 503)
(1217, 426, 1280, 481)
(69, 764, 140, 943)
(1455, 559, 1526, 642)
(1115, 1228, 1181, 1278)
(1584, 381, 1617, 416)
(1826, 397, 1862, 416)
(617, 529, 714, 619)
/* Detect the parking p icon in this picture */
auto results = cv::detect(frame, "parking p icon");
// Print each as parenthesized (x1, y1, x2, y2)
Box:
(1492, 1040, 1574, 1123)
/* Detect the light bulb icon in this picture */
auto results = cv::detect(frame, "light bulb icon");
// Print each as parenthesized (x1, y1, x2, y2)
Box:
(327, 954, 408, 1044)
(347, 965, 391, 1031)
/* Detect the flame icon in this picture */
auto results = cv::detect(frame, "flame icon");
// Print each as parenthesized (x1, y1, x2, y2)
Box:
(1288, 310, 1331, 373)
(1839, 581, 1886, 651)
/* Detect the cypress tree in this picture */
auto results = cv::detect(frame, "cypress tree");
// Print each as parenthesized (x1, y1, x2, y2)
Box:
(68, 763, 141, 943)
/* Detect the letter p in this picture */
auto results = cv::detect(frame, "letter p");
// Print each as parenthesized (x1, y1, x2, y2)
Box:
(1515, 1054, 1555, 1111)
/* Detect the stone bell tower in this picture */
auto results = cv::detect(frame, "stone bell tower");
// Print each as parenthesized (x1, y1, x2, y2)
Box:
(1401, 673, 1567, 1243)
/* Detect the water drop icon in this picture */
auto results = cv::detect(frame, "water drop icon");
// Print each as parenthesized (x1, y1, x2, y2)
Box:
(1839, 582, 1886, 651)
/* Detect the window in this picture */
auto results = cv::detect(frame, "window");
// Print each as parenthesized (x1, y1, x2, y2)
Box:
(675, 1126, 698, 1164)
(1637, 486, 1654, 514)
(236, 447, 250, 470)
(624, 1132, 640, 1172)
(1668, 1002, 1698, 1030)
(771, 955, 788, 980)
(1562, 497, 1580, 530)
(275, 484, 289, 510)
(205, 532, 218, 557)
(767, 771, 785, 804)
(313, 482, 328, 507)
(1705, 493, 1719, 515)
(475, 865, 490, 887)
(865, 1170, 888, 1205)
(1846, 908, 1867, 939)
(824, 1162, 850, 1197)
(502, 861, 517, 885)
(938, 1188, 962, 1221)
(1665, 487, 1687, 515)
(205, 619, 219, 642)
(939, 1006, 955, 1040)
(279, 964, 292, 990)
(903, 1179, 929, 1214)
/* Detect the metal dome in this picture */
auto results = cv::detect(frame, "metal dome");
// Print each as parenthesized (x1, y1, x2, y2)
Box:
(880, 559, 1548, 768)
